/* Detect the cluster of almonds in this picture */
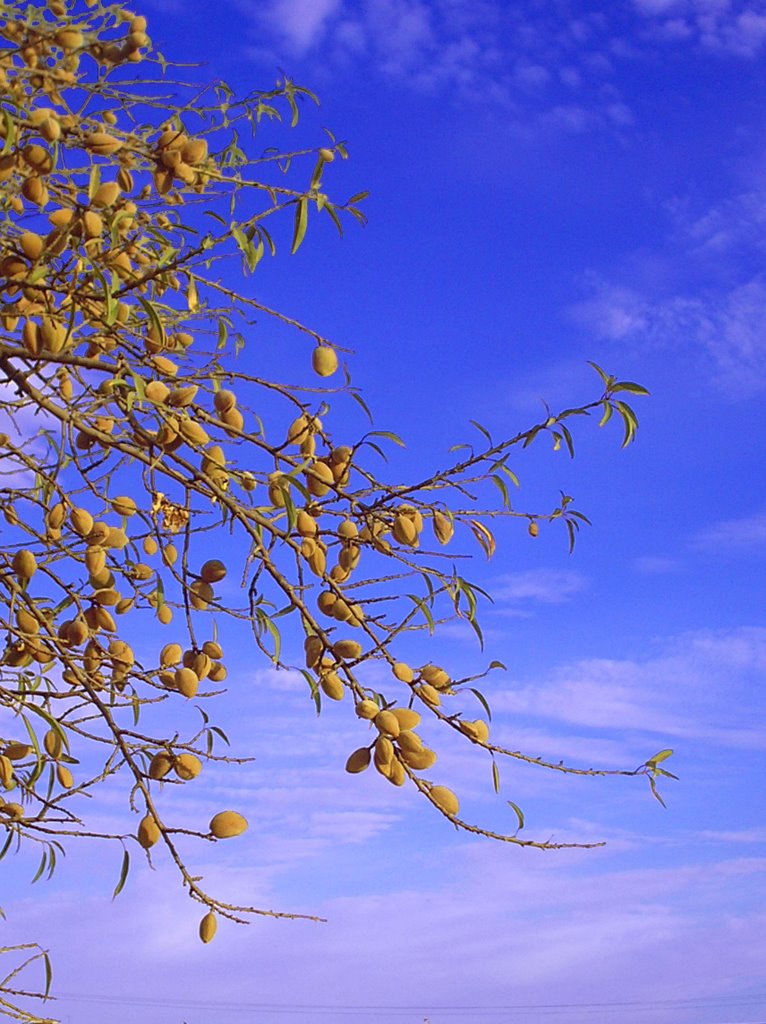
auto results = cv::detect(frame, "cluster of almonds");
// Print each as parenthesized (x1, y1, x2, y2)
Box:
(155, 634, 226, 700)
(344, 702, 460, 817)
(304, 634, 362, 701)
(1, 8, 151, 113)
(0, 726, 75, 815)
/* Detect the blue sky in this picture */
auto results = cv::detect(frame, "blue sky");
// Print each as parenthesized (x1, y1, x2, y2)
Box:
(3, 1, 766, 1023)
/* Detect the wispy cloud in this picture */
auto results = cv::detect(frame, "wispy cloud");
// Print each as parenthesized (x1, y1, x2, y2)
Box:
(632, 555, 681, 574)
(490, 626, 766, 748)
(692, 512, 766, 550)
(238, 0, 766, 130)
(571, 273, 766, 394)
(492, 568, 588, 605)
(633, 0, 766, 57)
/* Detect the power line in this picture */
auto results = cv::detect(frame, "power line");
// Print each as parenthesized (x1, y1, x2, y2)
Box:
(52, 990, 766, 1017)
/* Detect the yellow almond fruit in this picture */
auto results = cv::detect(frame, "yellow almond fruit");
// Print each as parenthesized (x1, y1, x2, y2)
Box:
(320, 672, 344, 701)
(92, 181, 121, 207)
(433, 510, 454, 544)
(189, 580, 214, 611)
(304, 635, 323, 669)
(392, 662, 414, 683)
(174, 753, 202, 780)
(19, 231, 44, 260)
(305, 460, 334, 498)
(312, 346, 338, 377)
(209, 810, 247, 838)
(208, 662, 227, 682)
(12, 550, 37, 579)
(430, 785, 459, 816)
(374, 710, 401, 739)
(199, 910, 217, 944)
(396, 729, 423, 754)
(421, 664, 450, 689)
(355, 699, 379, 720)
(111, 496, 137, 517)
(160, 642, 182, 668)
(345, 747, 371, 774)
(392, 708, 421, 731)
(415, 683, 441, 707)
(56, 764, 74, 788)
(70, 506, 94, 537)
(16, 607, 39, 634)
(387, 758, 406, 787)
(148, 752, 174, 780)
(392, 514, 418, 547)
(4, 743, 32, 761)
(137, 813, 161, 849)
(332, 639, 362, 661)
(174, 667, 199, 699)
(43, 729, 62, 759)
(200, 559, 226, 583)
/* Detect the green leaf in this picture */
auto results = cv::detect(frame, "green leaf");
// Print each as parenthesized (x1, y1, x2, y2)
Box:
(43, 949, 52, 998)
(649, 776, 667, 808)
(137, 296, 166, 349)
(407, 594, 435, 635)
(469, 687, 493, 722)
(364, 429, 405, 447)
(612, 381, 650, 396)
(469, 419, 492, 443)
(1, 108, 15, 155)
(88, 163, 101, 201)
(291, 196, 308, 254)
(500, 464, 520, 488)
(598, 401, 613, 428)
(588, 360, 612, 386)
(508, 801, 525, 831)
(491, 759, 500, 794)
(112, 848, 130, 899)
(646, 748, 673, 767)
(490, 473, 512, 508)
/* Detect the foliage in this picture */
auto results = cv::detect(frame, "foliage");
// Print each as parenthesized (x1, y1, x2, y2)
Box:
(0, 0, 663, 1019)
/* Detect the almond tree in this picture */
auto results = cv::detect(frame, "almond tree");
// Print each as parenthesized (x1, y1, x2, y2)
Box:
(0, 1, 670, 1020)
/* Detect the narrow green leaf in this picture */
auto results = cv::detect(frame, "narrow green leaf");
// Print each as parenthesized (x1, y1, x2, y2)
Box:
(31, 850, 48, 885)
(291, 196, 308, 254)
(88, 163, 101, 201)
(469, 687, 493, 722)
(649, 776, 667, 808)
(612, 381, 650, 396)
(490, 473, 512, 508)
(112, 848, 130, 899)
(43, 950, 52, 998)
(491, 759, 500, 794)
(508, 800, 525, 831)
(646, 748, 673, 767)
(365, 429, 406, 447)
(407, 594, 435, 634)
(469, 419, 492, 443)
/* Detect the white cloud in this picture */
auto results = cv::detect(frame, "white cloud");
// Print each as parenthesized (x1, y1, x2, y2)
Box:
(490, 626, 766, 749)
(634, 0, 766, 56)
(571, 273, 766, 394)
(632, 555, 682, 573)
(693, 512, 766, 549)
(492, 568, 588, 604)
(261, 0, 342, 53)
